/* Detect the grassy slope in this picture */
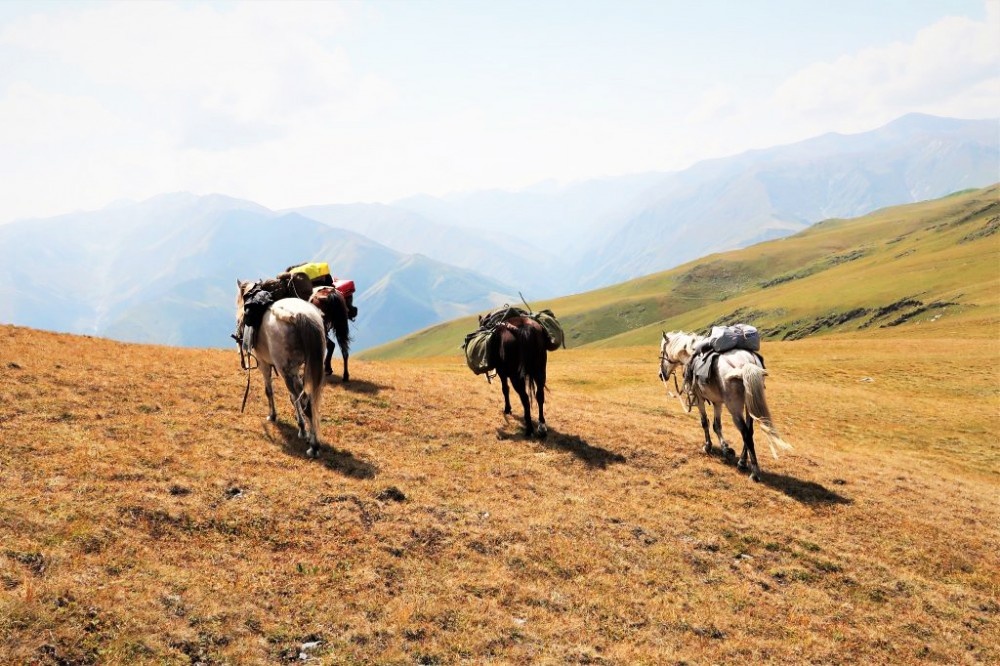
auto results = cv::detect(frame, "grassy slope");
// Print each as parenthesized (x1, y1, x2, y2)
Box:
(365, 184, 999, 359)
(1, 325, 998, 664)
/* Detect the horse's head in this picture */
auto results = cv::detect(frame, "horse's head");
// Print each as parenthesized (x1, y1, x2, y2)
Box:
(236, 279, 254, 328)
(660, 330, 700, 379)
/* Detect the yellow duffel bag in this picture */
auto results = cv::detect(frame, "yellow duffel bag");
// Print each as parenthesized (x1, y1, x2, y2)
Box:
(286, 262, 331, 282)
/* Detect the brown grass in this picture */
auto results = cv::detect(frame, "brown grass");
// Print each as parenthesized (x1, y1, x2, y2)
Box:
(1, 324, 998, 664)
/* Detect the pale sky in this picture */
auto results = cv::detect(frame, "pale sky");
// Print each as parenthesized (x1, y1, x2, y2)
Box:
(0, 0, 997, 223)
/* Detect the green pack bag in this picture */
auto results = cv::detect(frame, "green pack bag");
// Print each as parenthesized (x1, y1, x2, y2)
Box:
(534, 309, 565, 351)
(463, 329, 494, 375)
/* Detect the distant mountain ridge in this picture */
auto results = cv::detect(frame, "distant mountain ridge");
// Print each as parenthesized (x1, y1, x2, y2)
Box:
(0, 194, 516, 350)
(366, 183, 1000, 360)
(0, 113, 995, 350)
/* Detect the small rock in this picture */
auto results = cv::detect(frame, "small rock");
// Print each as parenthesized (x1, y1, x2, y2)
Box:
(859, 377, 875, 383)
(298, 640, 321, 661)
(7, 362, 21, 370)
(513, 617, 527, 626)
(225, 487, 244, 499)
(375, 486, 406, 502)
(169, 485, 192, 496)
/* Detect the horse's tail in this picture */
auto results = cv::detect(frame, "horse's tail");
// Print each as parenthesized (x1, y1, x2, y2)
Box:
(329, 293, 351, 357)
(296, 311, 326, 438)
(517, 323, 546, 399)
(742, 364, 792, 459)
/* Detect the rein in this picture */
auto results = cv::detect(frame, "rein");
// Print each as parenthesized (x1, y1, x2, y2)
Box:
(659, 352, 693, 413)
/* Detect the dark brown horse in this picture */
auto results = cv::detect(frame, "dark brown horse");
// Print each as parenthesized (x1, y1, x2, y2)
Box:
(309, 286, 352, 381)
(487, 316, 549, 438)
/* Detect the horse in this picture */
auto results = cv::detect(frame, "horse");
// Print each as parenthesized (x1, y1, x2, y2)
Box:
(236, 280, 327, 458)
(659, 331, 790, 481)
(309, 286, 352, 381)
(487, 316, 550, 438)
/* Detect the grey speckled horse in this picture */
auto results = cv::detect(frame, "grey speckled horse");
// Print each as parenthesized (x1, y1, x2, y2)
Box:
(659, 331, 790, 481)
(237, 281, 327, 458)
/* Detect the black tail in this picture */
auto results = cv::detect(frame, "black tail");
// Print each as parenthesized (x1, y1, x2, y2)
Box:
(328, 293, 352, 357)
(517, 324, 546, 399)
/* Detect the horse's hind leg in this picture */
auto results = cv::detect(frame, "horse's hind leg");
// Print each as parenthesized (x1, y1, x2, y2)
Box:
(324, 333, 335, 376)
(510, 374, 533, 436)
(281, 371, 308, 439)
(731, 407, 761, 482)
(341, 347, 350, 383)
(713, 402, 733, 460)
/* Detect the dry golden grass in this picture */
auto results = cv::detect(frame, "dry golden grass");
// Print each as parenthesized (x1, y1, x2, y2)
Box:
(1, 324, 998, 664)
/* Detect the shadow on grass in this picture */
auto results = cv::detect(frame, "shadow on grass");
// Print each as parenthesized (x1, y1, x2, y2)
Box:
(703, 445, 851, 505)
(537, 428, 627, 470)
(326, 376, 390, 395)
(758, 471, 852, 506)
(267, 420, 377, 479)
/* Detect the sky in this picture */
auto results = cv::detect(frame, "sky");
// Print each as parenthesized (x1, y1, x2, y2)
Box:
(0, 0, 997, 223)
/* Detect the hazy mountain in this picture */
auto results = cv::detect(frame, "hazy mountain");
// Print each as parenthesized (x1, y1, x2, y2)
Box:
(0, 194, 516, 349)
(2, 114, 994, 351)
(286, 203, 573, 297)
(380, 114, 997, 292)
(577, 113, 999, 287)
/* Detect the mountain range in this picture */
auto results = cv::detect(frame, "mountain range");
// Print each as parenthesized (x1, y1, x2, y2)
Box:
(0, 113, 996, 350)
(367, 183, 1000, 359)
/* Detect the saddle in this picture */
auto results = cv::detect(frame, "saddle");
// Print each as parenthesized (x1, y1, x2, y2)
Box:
(683, 348, 766, 401)
(234, 272, 312, 359)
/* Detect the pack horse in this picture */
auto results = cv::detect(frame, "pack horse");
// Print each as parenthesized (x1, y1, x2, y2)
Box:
(659, 329, 790, 481)
(236, 280, 327, 458)
(465, 305, 565, 438)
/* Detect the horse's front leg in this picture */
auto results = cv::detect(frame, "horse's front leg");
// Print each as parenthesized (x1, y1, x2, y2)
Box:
(535, 373, 547, 439)
(500, 373, 512, 416)
(696, 400, 712, 454)
(260, 363, 277, 422)
(713, 402, 733, 460)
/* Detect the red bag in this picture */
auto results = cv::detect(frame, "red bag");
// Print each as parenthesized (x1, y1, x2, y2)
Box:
(333, 278, 355, 297)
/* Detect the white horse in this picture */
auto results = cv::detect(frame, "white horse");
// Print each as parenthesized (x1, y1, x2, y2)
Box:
(659, 331, 790, 481)
(237, 281, 327, 458)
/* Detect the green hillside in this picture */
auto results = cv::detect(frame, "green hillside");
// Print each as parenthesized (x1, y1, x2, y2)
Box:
(363, 184, 1000, 359)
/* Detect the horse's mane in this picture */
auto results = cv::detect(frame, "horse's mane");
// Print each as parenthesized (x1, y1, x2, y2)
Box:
(662, 330, 703, 364)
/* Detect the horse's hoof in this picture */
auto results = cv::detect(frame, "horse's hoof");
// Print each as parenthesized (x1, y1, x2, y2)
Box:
(343, 376, 350, 383)
(536, 424, 548, 439)
(306, 446, 319, 459)
(737, 459, 747, 471)
(750, 472, 761, 483)
(703, 442, 712, 454)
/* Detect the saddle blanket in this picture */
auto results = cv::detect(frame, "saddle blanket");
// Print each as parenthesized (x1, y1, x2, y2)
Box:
(689, 349, 766, 386)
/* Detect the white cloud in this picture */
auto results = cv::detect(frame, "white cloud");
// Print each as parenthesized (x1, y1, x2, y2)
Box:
(0, 1, 374, 153)
(684, 85, 737, 125)
(774, 4, 1000, 130)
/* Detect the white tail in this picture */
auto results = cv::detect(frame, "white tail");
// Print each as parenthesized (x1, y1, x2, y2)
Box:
(742, 364, 792, 459)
